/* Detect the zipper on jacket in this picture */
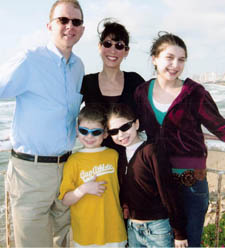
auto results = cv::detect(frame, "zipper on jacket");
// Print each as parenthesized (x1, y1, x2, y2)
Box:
(125, 166, 128, 175)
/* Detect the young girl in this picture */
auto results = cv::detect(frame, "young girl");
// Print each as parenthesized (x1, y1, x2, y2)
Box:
(59, 104, 127, 247)
(134, 32, 225, 247)
(107, 103, 188, 248)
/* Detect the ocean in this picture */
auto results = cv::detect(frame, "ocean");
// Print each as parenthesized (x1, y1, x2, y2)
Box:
(0, 83, 225, 245)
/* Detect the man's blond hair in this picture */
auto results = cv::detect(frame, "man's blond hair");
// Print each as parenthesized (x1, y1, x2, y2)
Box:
(49, 0, 83, 21)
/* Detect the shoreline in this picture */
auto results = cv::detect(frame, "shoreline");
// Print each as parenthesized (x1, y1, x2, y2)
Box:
(203, 81, 225, 86)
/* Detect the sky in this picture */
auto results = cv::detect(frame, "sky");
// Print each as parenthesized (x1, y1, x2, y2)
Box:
(1, 0, 225, 81)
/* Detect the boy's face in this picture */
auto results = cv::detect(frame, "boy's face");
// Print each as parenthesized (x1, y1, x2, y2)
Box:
(77, 120, 107, 149)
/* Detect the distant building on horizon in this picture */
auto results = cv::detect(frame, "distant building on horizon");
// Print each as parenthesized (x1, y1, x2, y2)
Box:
(191, 72, 225, 84)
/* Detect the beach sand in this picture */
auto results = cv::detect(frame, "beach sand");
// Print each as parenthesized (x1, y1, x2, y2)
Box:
(205, 150, 225, 225)
(207, 150, 225, 189)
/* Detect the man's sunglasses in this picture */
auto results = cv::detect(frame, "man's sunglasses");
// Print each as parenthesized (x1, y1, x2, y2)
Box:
(78, 127, 104, 136)
(101, 40, 129, 51)
(52, 17, 83, 27)
(108, 120, 136, 136)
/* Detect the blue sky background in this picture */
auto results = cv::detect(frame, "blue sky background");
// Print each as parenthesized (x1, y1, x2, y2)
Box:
(1, 0, 225, 80)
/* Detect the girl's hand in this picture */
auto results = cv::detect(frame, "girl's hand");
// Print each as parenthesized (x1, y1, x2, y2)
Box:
(174, 239, 188, 248)
(79, 175, 107, 196)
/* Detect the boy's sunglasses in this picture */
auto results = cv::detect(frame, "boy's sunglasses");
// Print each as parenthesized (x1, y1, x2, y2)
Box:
(52, 17, 83, 27)
(101, 40, 129, 51)
(108, 120, 136, 136)
(78, 127, 104, 136)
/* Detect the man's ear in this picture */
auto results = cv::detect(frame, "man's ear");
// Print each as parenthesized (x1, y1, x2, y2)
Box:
(80, 25, 85, 37)
(47, 22, 52, 32)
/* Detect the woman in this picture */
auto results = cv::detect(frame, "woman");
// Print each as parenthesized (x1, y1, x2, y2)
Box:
(134, 32, 225, 247)
(81, 18, 145, 111)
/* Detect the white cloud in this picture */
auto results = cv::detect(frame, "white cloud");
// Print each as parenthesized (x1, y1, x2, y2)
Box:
(154, 0, 225, 75)
(161, 0, 225, 38)
(77, 0, 225, 78)
(78, 0, 156, 78)
(17, 29, 49, 51)
(1, 0, 225, 77)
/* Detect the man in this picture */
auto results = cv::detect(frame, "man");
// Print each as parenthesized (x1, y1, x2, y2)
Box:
(0, 0, 85, 247)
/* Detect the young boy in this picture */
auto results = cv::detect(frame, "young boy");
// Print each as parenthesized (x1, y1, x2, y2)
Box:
(58, 104, 127, 247)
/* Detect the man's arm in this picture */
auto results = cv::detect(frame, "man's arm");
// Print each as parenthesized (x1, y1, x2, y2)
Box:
(0, 51, 29, 98)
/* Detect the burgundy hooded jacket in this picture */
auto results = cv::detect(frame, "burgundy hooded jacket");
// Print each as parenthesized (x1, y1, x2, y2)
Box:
(134, 78, 225, 169)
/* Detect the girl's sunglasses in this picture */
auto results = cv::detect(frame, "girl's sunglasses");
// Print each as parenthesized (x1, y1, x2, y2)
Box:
(78, 127, 104, 136)
(101, 40, 129, 51)
(52, 17, 83, 27)
(108, 120, 136, 136)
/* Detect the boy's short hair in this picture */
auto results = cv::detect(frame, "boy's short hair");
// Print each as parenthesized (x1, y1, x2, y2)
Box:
(78, 104, 107, 128)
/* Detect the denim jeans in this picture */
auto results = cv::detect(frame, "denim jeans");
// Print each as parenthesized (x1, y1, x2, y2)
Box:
(127, 218, 173, 247)
(181, 178, 209, 247)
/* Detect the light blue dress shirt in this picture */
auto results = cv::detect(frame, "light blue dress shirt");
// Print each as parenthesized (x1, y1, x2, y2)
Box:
(0, 42, 84, 155)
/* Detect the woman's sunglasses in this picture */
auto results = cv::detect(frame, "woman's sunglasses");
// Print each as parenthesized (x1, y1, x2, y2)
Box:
(108, 120, 136, 136)
(101, 40, 129, 51)
(52, 17, 83, 27)
(78, 127, 104, 136)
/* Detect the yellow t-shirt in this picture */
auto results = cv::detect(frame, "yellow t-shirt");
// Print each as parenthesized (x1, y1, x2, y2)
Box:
(59, 147, 127, 246)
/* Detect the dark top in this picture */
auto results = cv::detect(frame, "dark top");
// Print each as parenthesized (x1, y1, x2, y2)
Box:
(81, 71, 145, 111)
(119, 141, 187, 240)
(134, 78, 225, 160)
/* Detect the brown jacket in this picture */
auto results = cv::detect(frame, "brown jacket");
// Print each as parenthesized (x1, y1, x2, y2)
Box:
(119, 142, 187, 240)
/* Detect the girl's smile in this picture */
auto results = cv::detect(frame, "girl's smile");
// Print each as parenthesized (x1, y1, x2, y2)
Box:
(108, 117, 141, 147)
(152, 45, 186, 82)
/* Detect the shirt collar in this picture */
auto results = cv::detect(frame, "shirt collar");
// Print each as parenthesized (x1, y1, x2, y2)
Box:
(79, 147, 107, 153)
(126, 140, 144, 151)
(47, 41, 76, 66)
(68, 52, 76, 65)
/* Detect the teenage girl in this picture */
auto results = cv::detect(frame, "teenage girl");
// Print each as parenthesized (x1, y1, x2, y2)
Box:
(134, 32, 225, 247)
